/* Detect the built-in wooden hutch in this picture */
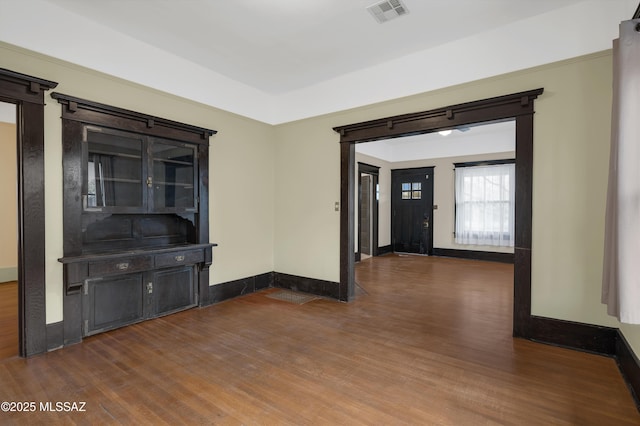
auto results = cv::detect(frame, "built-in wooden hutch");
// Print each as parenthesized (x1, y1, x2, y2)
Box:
(54, 93, 216, 345)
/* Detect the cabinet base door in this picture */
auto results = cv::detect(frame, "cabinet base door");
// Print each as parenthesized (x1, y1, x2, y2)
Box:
(152, 266, 197, 316)
(83, 274, 145, 336)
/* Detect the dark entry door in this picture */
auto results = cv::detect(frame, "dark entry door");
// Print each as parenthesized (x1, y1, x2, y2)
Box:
(391, 167, 434, 255)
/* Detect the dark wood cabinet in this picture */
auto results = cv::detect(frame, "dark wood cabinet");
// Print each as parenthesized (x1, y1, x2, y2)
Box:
(53, 93, 217, 344)
(62, 245, 206, 336)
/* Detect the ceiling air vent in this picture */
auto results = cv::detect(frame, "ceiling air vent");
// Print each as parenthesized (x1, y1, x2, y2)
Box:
(367, 0, 409, 24)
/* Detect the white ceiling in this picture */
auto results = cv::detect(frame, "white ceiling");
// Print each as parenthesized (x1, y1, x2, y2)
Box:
(35, 0, 586, 94)
(356, 120, 515, 162)
(0, 0, 636, 124)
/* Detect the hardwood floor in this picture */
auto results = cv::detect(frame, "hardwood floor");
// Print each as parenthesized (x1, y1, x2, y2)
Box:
(0, 281, 18, 360)
(0, 256, 637, 424)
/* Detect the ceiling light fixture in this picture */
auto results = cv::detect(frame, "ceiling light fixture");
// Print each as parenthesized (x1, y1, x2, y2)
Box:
(438, 130, 452, 136)
(366, 0, 410, 24)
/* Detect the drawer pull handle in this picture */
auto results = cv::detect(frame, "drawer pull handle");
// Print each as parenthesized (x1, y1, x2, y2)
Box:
(175, 255, 185, 262)
(116, 262, 129, 270)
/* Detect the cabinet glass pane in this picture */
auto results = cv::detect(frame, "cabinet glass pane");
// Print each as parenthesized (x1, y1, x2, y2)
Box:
(87, 130, 143, 208)
(152, 142, 195, 209)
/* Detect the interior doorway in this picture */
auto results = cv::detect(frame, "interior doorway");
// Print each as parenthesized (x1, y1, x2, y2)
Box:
(335, 89, 542, 339)
(357, 163, 379, 262)
(356, 121, 515, 260)
(359, 174, 373, 258)
(0, 101, 18, 359)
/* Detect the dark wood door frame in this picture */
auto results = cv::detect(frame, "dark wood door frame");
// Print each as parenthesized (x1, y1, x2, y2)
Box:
(0, 68, 58, 356)
(357, 162, 379, 261)
(334, 88, 543, 339)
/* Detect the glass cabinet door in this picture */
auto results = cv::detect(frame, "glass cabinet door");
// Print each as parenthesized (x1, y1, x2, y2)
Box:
(150, 139, 197, 211)
(85, 127, 145, 212)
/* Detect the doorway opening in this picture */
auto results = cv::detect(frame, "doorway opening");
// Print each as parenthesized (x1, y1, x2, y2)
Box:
(0, 68, 58, 357)
(357, 162, 379, 262)
(335, 88, 543, 339)
(356, 120, 516, 260)
(0, 101, 17, 359)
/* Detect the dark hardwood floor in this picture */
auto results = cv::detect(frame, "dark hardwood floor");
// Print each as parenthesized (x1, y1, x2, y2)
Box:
(0, 256, 637, 424)
(0, 281, 18, 360)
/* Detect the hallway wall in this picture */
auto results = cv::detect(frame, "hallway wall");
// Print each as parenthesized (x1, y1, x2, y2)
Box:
(0, 121, 17, 283)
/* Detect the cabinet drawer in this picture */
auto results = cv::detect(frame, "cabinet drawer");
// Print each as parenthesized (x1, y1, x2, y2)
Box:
(155, 249, 204, 268)
(88, 255, 154, 277)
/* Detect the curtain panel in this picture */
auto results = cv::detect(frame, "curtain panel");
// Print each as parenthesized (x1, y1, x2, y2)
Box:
(454, 163, 515, 247)
(602, 19, 640, 324)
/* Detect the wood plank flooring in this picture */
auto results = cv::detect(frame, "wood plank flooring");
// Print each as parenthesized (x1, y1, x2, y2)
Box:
(0, 281, 18, 360)
(0, 256, 637, 424)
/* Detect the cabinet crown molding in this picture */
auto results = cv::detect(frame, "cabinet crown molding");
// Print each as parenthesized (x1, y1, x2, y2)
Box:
(51, 92, 217, 143)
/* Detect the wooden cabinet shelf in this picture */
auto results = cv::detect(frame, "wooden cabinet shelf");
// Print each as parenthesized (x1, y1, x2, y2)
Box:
(155, 158, 193, 166)
(89, 149, 142, 159)
(100, 177, 142, 183)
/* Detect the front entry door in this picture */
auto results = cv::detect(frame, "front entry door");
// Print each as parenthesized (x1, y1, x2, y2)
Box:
(391, 167, 434, 255)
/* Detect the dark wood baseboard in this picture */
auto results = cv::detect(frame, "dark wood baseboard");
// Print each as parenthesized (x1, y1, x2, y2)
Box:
(356, 245, 393, 261)
(432, 248, 514, 264)
(616, 330, 640, 409)
(208, 272, 274, 305)
(528, 316, 617, 355)
(208, 272, 340, 302)
(274, 272, 340, 299)
(527, 316, 640, 410)
(46, 321, 64, 352)
(376, 245, 393, 256)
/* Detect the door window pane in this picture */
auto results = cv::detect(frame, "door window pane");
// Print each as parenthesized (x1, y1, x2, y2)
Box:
(402, 181, 422, 200)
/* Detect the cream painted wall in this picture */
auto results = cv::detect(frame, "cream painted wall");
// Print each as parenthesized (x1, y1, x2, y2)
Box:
(0, 120, 18, 281)
(0, 42, 275, 323)
(272, 122, 340, 282)
(273, 50, 640, 355)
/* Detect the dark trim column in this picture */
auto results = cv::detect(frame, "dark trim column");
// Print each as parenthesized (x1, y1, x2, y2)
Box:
(340, 142, 355, 301)
(513, 113, 534, 337)
(0, 68, 58, 357)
